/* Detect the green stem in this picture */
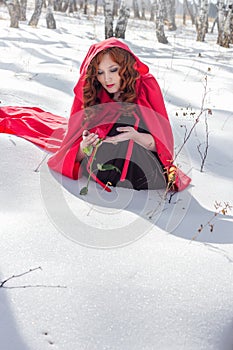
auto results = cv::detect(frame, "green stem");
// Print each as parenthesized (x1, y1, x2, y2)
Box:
(86, 141, 101, 190)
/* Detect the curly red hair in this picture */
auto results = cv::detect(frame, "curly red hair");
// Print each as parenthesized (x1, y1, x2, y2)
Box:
(83, 47, 140, 108)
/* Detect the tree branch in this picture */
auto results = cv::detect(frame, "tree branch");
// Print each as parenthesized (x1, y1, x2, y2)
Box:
(0, 266, 67, 289)
(197, 109, 211, 172)
(192, 201, 232, 240)
(34, 152, 49, 172)
(174, 75, 210, 162)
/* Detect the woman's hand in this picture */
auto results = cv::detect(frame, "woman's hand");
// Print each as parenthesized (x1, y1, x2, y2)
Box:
(76, 130, 100, 162)
(80, 129, 100, 151)
(103, 126, 156, 152)
(103, 126, 137, 144)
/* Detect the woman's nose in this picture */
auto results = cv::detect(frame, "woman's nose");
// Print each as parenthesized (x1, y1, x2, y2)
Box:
(104, 72, 111, 83)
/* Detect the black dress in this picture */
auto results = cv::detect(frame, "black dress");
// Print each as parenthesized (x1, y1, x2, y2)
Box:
(82, 115, 167, 190)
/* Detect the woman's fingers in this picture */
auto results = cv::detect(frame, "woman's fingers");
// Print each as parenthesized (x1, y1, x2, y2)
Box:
(116, 126, 133, 132)
(82, 127, 136, 148)
(104, 128, 136, 144)
(82, 129, 89, 137)
(87, 133, 99, 145)
(92, 135, 101, 147)
(82, 132, 99, 148)
(103, 136, 117, 143)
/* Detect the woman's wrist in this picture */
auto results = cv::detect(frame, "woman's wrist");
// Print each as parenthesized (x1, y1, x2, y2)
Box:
(133, 132, 156, 152)
(76, 144, 86, 162)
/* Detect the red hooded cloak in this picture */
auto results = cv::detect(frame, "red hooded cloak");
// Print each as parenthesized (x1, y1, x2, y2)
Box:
(0, 37, 191, 191)
(48, 38, 191, 191)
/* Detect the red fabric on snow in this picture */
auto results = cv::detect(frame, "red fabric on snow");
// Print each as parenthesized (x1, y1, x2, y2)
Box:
(0, 38, 191, 191)
(0, 106, 67, 152)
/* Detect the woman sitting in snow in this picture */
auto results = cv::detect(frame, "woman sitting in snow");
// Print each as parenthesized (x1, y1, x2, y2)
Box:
(48, 38, 191, 192)
(0, 38, 191, 192)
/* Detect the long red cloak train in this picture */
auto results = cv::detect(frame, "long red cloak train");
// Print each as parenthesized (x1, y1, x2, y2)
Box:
(0, 38, 191, 191)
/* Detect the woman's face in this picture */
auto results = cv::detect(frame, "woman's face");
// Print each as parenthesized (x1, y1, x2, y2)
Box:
(96, 53, 121, 94)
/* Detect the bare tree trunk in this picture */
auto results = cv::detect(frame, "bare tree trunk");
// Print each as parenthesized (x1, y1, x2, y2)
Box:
(94, 0, 98, 15)
(183, 0, 187, 25)
(141, 0, 146, 20)
(115, 0, 130, 38)
(150, 0, 156, 21)
(113, 0, 118, 16)
(196, 0, 209, 41)
(103, 0, 114, 38)
(46, 0, 56, 28)
(53, 0, 62, 11)
(29, 0, 43, 26)
(4, 0, 21, 27)
(20, 0, 27, 20)
(133, 0, 140, 19)
(211, 10, 218, 34)
(165, 0, 176, 30)
(217, 0, 225, 45)
(230, 4, 233, 44)
(70, 0, 78, 12)
(83, 0, 87, 14)
(154, 0, 168, 43)
(193, 0, 198, 15)
(218, 1, 233, 47)
(61, 0, 69, 12)
(224, 5, 233, 48)
(183, 0, 195, 25)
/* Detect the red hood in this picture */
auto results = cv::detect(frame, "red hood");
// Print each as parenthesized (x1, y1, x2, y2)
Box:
(79, 37, 149, 77)
(73, 38, 149, 99)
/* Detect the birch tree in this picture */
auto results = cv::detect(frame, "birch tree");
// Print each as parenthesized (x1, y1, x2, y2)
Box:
(103, 0, 114, 38)
(183, 0, 187, 25)
(4, 0, 20, 27)
(165, 0, 176, 30)
(217, 1, 233, 47)
(133, 0, 140, 19)
(217, 0, 227, 44)
(183, 0, 195, 25)
(46, 0, 56, 28)
(150, 0, 156, 21)
(195, 0, 209, 41)
(104, 0, 130, 39)
(83, 0, 88, 14)
(115, 0, 130, 38)
(113, 0, 119, 16)
(229, 4, 233, 44)
(28, 0, 43, 26)
(61, 0, 69, 12)
(20, 0, 27, 20)
(141, 0, 146, 20)
(153, 0, 168, 43)
(53, 0, 62, 11)
(94, 0, 98, 15)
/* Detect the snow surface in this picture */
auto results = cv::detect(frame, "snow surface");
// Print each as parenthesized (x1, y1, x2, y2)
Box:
(0, 6, 233, 350)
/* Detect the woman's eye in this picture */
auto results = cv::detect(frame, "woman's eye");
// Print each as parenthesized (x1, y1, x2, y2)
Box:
(110, 67, 118, 73)
(97, 71, 103, 75)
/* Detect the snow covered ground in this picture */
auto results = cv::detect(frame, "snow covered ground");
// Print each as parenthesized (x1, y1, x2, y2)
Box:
(0, 6, 233, 350)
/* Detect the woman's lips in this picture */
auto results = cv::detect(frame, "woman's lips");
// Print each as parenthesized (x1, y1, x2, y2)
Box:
(106, 84, 114, 88)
